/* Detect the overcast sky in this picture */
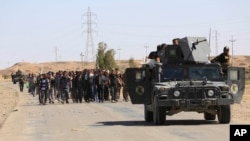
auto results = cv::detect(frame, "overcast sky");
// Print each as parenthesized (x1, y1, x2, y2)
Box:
(0, 0, 250, 69)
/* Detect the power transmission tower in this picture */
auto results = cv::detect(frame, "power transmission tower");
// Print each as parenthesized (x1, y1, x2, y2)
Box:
(229, 35, 236, 66)
(82, 7, 96, 62)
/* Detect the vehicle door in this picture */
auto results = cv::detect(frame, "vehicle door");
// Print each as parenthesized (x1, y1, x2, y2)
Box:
(227, 67, 245, 103)
(124, 68, 150, 104)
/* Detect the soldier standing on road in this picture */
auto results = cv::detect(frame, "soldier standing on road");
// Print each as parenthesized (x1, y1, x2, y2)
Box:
(122, 73, 129, 102)
(211, 46, 231, 75)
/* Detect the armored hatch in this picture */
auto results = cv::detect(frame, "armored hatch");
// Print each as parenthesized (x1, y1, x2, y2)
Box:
(179, 37, 210, 62)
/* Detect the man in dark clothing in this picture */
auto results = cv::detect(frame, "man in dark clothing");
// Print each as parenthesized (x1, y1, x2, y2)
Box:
(95, 70, 105, 103)
(59, 71, 71, 104)
(109, 69, 118, 103)
(18, 75, 25, 92)
(73, 72, 83, 103)
(39, 74, 50, 105)
(172, 38, 184, 58)
(83, 69, 94, 102)
(211, 46, 231, 75)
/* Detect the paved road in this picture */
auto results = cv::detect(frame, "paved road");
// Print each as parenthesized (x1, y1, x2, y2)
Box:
(0, 82, 246, 141)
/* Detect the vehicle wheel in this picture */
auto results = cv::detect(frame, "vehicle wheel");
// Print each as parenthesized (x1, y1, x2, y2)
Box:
(144, 104, 153, 122)
(153, 96, 165, 125)
(204, 112, 216, 120)
(217, 105, 231, 124)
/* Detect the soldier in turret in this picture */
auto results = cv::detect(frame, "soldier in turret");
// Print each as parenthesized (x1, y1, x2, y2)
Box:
(172, 38, 184, 58)
(211, 46, 231, 74)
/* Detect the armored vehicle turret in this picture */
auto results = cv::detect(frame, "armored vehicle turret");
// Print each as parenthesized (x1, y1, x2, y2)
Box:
(125, 37, 245, 125)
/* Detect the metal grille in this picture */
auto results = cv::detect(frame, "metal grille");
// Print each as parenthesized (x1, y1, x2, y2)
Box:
(186, 88, 204, 99)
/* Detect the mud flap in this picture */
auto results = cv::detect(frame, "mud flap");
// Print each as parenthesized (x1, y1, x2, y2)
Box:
(125, 68, 150, 104)
(227, 67, 245, 103)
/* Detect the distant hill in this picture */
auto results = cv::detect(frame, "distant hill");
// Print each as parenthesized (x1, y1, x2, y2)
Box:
(0, 60, 142, 76)
(0, 56, 249, 77)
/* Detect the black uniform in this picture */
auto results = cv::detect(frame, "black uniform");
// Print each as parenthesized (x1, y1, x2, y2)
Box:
(211, 53, 230, 74)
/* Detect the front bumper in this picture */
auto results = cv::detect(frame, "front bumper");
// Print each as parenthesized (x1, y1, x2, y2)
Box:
(157, 98, 234, 107)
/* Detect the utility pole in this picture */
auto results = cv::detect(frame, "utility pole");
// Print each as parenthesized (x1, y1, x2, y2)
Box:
(80, 52, 84, 69)
(144, 44, 149, 62)
(208, 28, 211, 58)
(215, 30, 218, 56)
(82, 7, 96, 63)
(229, 35, 236, 66)
(144, 44, 149, 57)
(117, 48, 121, 61)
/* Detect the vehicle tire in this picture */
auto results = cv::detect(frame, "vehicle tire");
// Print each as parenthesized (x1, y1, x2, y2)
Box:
(217, 105, 231, 124)
(153, 96, 165, 125)
(204, 112, 216, 120)
(144, 104, 153, 122)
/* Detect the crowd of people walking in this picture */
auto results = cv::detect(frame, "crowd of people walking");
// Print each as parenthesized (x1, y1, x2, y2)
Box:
(15, 69, 129, 105)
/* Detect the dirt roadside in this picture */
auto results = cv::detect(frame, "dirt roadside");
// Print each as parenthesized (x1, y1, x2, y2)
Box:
(0, 80, 19, 126)
(0, 81, 249, 127)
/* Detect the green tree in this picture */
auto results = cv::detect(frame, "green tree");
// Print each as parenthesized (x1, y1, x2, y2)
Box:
(104, 49, 117, 70)
(96, 42, 117, 70)
(96, 42, 107, 69)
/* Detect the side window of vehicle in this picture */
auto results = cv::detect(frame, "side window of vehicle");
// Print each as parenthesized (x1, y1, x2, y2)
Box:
(229, 70, 239, 80)
(135, 70, 146, 81)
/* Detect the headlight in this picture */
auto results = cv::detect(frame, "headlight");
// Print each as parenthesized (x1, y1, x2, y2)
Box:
(207, 90, 214, 97)
(173, 90, 180, 97)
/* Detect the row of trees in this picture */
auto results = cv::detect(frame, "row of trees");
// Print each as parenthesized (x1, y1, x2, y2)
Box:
(96, 42, 137, 70)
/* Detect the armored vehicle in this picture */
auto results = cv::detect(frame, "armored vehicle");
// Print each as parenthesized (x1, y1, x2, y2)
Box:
(125, 37, 245, 125)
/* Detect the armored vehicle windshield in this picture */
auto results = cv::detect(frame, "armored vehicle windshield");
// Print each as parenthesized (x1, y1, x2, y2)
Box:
(161, 67, 184, 81)
(160, 64, 223, 82)
(189, 66, 222, 81)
